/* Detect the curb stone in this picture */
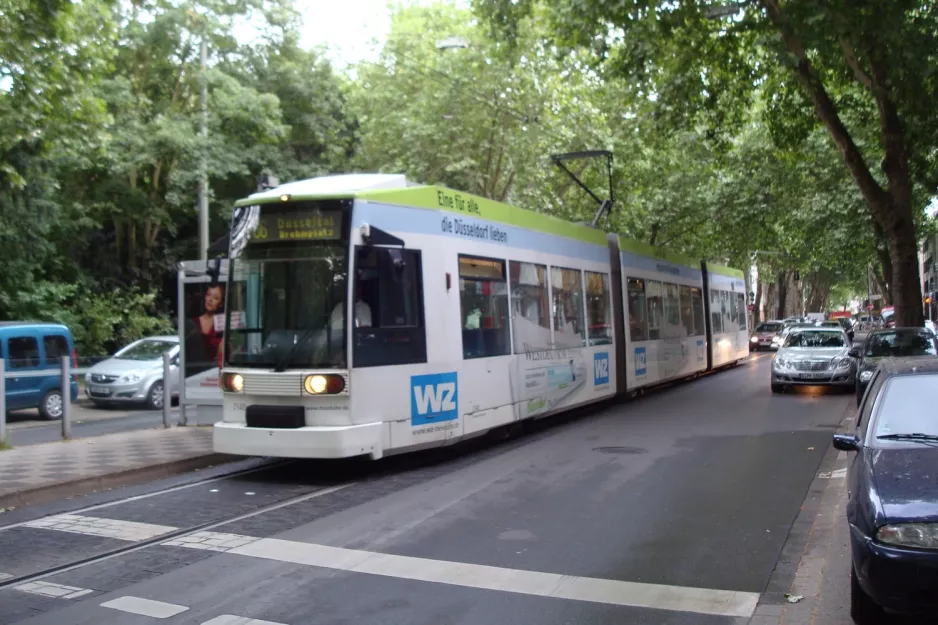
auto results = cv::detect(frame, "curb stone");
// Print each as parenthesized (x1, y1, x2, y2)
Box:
(748, 400, 855, 625)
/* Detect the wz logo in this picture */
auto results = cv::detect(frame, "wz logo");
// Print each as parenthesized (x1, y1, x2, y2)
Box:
(635, 347, 647, 377)
(593, 352, 610, 386)
(410, 372, 458, 426)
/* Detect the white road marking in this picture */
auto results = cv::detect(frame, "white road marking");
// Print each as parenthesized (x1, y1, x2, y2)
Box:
(225, 538, 759, 618)
(15, 581, 94, 599)
(101, 596, 189, 618)
(201, 615, 287, 625)
(0, 572, 12, 581)
(23, 514, 177, 542)
(817, 468, 847, 479)
(162, 531, 260, 552)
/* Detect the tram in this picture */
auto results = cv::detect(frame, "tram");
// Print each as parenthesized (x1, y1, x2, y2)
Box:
(213, 174, 749, 459)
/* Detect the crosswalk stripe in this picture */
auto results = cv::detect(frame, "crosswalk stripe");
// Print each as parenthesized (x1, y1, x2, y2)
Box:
(23, 514, 177, 542)
(218, 537, 759, 618)
(101, 596, 189, 618)
(201, 615, 287, 625)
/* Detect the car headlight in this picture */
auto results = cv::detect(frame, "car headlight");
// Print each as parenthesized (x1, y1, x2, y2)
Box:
(836, 358, 851, 369)
(859, 370, 873, 383)
(877, 523, 938, 549)
(750, 336, 759, 343)
(119, 371, 143, 383)
(774, 358, 787, 369)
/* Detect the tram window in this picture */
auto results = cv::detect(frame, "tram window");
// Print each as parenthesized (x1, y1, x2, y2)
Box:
(352, 246, 427, 368)
(679, 285, 695, 337)
(691, 287, 706, 336)
(710, 289, 723, 334)
(663, 282, 682, 339)
(586, 271, 612, 345)
(509, 261, 550, 353)
(646, 280, 663, 340)
(722, 291, 736, 333)
(551, 266, 585, 348)
(736, 293, 748, 330)
(626, 278, 647, 342)
(459, 255, 510, 359)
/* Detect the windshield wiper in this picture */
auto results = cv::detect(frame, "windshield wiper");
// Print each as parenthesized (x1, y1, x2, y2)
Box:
(876, 433, 938, 441)
(272, 328, 317, 373)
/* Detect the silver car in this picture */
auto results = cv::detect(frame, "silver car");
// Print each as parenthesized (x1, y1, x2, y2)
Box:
(771, 327, 856, 393)
(85, 336, 180, 409)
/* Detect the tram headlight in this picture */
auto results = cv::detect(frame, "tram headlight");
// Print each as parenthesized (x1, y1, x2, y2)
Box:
(220, 373, 244, 393)
(304, 374, 345, 395)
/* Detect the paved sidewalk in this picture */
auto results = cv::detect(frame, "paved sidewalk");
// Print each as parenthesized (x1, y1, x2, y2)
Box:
(0, 427, 232, 509)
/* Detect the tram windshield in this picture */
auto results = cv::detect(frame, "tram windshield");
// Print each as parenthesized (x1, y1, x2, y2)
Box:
(223, 202, 350, 370)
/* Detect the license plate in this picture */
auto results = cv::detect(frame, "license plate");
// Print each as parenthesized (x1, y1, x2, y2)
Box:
(90, 385, 111, 395)
(800, 372, 828, 379)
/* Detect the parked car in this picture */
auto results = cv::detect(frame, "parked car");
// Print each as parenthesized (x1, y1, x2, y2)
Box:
(832, 358, 938, 623)
(750, 320, 784, 351)
(850, 328, 938, 405)
(0, 322, 80, 419)
(84, 336, 180, 410)
(770, 327, 855, 393)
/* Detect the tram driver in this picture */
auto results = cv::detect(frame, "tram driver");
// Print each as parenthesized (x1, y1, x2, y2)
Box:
(330, 282, 373, 331)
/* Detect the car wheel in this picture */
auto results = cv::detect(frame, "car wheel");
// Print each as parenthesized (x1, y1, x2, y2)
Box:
(771, 383, 784, 394)
(146, 381, 165, 411)
(850, 566, 884, 624)
(39, 389, 64, 420)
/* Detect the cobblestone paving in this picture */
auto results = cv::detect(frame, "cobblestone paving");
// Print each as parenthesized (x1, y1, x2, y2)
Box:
(0, 427, 214, 500)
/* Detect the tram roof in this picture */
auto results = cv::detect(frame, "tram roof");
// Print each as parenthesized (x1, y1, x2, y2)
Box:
(235, 175, 744, 277)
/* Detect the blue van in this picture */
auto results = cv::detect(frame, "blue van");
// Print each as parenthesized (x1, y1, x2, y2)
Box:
(1, 322, 80, 420)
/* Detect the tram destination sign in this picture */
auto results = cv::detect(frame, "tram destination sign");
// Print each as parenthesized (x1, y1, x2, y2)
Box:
(250, 209, 341, 243)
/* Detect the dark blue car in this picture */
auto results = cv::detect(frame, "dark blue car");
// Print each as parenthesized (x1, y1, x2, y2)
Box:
(833, 357, 938, 623)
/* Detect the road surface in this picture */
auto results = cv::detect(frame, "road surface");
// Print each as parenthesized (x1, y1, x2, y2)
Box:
(0, 354, 860, 625)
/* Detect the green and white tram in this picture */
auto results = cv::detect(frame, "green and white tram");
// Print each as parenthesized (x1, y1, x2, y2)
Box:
(213, 174, 748, 459)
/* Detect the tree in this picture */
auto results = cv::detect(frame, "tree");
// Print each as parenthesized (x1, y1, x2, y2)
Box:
(475, 0, 938, 326)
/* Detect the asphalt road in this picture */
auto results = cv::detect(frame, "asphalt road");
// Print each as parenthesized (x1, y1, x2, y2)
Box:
(0, 354, 855, 625)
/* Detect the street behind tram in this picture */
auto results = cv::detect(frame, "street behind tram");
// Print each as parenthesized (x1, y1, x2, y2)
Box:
(0, 354, 878, 625)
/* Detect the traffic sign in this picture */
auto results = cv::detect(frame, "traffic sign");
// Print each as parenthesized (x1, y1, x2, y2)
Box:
(867, 304, 874, 310)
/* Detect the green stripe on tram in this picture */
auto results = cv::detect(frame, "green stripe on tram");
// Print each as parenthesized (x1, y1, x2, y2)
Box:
(706, 263, 745, 278)
(616, 236, 700, 271)
(358, 186, 609, 246)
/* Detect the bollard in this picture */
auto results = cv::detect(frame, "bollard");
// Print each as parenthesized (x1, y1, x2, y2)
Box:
(61, 355, 72, 439)
(162, 351, 172, 428)
(0, 358, 6, 447)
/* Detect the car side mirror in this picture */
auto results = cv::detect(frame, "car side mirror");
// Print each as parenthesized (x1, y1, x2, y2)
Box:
(847, 347, 860, 358)
(832, 433, 859, 452)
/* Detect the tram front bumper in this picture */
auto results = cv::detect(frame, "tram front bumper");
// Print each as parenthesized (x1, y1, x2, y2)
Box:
(213, 421, 385, 460)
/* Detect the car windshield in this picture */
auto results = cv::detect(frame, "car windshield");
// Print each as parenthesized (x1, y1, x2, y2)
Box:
(116, 339, 177, 361)
(784, 330, 845, 348)
(756, 323, 781, 332)
(872, 374, 938, 441)
(866, 331, 937, 358)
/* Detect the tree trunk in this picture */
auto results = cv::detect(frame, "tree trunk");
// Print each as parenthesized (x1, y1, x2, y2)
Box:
(887, 225, 923, 323)
(776, 271, 788, 319)
(755, 279, 763, 323)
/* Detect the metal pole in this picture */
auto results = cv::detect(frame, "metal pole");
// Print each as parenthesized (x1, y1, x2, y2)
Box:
(867, 262, 873, 323)
(162, 351, 172, 428)
(198, 35, 209, 261)
(178, 264, 189, 426)
(0, 359, 7, 447)
(61, 355, 71, 440)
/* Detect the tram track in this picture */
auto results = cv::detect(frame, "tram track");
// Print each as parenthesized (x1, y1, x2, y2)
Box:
(0, 480, 352, 592)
